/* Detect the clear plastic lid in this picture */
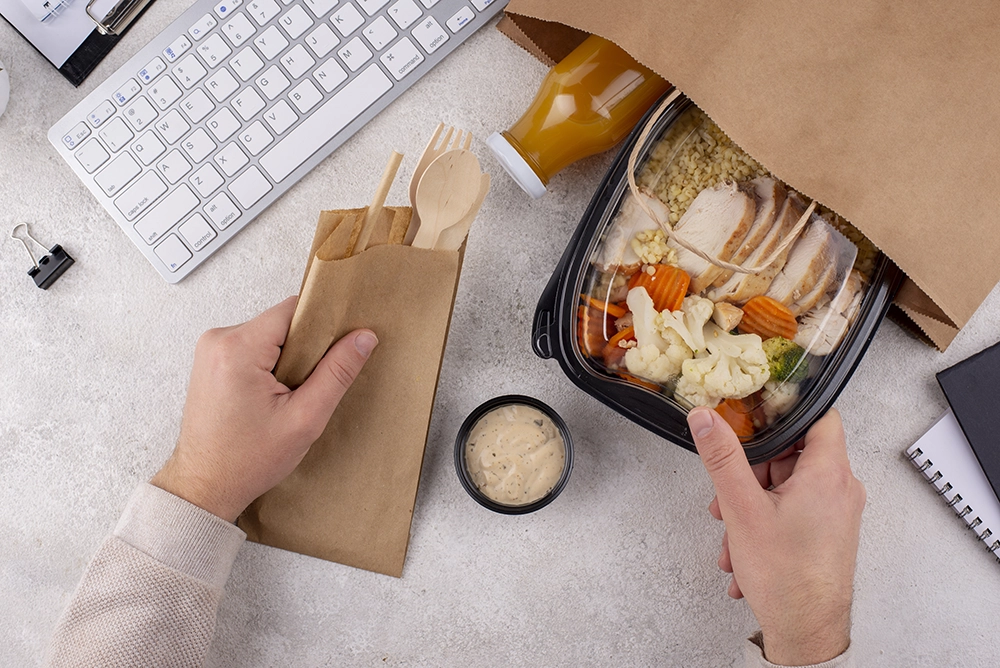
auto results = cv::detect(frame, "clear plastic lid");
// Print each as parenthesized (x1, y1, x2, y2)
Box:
(575, 104, 881, 443)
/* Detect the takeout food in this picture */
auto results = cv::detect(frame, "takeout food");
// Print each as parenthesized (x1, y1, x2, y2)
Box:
(579, 106, 881, 442)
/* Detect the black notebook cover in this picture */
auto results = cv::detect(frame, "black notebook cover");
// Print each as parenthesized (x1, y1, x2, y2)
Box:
(937, 340, 1000, 504)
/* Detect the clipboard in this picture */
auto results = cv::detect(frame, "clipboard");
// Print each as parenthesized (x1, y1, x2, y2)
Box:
(0, 0, 156, 86)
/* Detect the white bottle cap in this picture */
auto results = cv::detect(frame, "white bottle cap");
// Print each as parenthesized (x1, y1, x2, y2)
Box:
(486, 132, 547, 199)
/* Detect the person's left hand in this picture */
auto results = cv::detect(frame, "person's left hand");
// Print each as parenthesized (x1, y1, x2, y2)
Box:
(151, 297, 377, 522)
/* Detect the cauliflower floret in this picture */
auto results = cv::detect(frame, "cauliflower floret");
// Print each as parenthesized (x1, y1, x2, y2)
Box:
(624, 340, 690, 383)
(630, 229, 678, 266)
(673, 323, 771, 408)
(762, 379, 800, 425)
(624, 287, 698, 383)
(658, 295, 714, 353)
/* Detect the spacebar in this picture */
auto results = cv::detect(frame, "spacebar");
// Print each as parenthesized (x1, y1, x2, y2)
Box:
(259, 64, 393, 183)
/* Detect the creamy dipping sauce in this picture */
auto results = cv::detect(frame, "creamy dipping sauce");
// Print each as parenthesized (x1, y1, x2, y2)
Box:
(465, 404, 566, 505)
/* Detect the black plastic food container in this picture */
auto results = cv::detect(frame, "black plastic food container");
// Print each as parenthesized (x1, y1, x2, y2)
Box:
(455, 395, 574, 514)
(532, 91, 903, 464)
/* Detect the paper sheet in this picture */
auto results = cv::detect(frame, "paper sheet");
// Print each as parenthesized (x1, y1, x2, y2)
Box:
(0, 0, 113, 67)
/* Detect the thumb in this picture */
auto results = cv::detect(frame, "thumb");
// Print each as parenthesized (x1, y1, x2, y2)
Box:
(290, 329, 378, 421)
(689, 408, 765, 517)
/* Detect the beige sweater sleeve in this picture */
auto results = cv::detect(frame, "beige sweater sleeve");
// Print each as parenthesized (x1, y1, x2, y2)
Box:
(46, 483, 246, 668)
(745, 632, 855, 668)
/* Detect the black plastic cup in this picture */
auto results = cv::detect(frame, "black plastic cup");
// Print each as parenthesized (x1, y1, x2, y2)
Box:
(454, 395, 574, 515)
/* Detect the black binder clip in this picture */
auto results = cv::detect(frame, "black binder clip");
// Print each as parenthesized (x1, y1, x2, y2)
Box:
(11, 223, 75, 289)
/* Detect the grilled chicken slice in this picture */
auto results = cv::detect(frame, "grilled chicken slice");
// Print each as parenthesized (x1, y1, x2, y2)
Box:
(794, 270, 866, 355)
(765, 216, 857, 315)
(706, 192, 807, 304)
(593, 188, 672, 274)
(710, 177, 787, 289)
(669, 181, 756, 294)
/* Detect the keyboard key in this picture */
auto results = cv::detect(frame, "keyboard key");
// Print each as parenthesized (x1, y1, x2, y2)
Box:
(256, 65, 290, 99)
(124, 97, 158, 131)
(191, 163, 225, 196)
(263, 100, 297, 134)
(138, 57, 167, 84)
(229, 165, 272, 208)
(154, 235, 193, 272)
(116, 171, 168, 221)
(229, 47, 265, 81)
(182, 128, 217, 162)
(149, 77, 183, 110)
(206, 67, 240, 101)
(214, 0, 242, 18)
(239, 120, 274, 155)
(290, 78, 323, 111)
(446, 6, 473, 32)
(75, 138, 110, 173)
(174, 54, 208, 89)
(312, 57, 347, 92)
(221, 12, 256, 46)
(253, 25, 289, 60)
(338, 36, 373, 71)
(154, 109, 192, 144)
(214, 142, 249, 176)
(278, 5, 313, 39)
(357, 0, 388, 16)
(189, 13, 218, 41)
(380, 36, 423, 80)
(198, 34, 233, 68)
(99, 117, 134, 152)
(470, 0, 496, 9)
(164, 35, 193, 62)
(260, 64, 391, 182)
(132, 131, 167, 165)
(179, 90, 215, 123)
(87, 100, 116, 128)
(61, 122, 91, 150)
(205, 192, 241, 228)
(305, 24, 339, 58)
(207, 107, 241, 140)
(411, 16, 447, 53)
(134, 185, 198, 242)
(418, 0, 438, 6)
(280, 44, 316, 79)
(304, 0, 337, 18)
(363, 16, 397, 50)
(232, 87, 266, 120)
(179, 213, 217, 250)
(388, 0, 421, 30)
(156, 149, 192, 183)
(330, 3, 364, 36)
(95, 153, 141, 196)
(113, 79, 142, 106)
(247, 0, 280, 25)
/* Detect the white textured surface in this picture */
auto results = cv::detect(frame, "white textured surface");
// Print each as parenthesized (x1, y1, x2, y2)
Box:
(2, 5, 999, 666)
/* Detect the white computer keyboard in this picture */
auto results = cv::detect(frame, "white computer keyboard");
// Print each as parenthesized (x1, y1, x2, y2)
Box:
(49, 0, 506, 282)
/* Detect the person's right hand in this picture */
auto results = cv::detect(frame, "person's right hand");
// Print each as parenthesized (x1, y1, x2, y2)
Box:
(688, 407, 865, 666)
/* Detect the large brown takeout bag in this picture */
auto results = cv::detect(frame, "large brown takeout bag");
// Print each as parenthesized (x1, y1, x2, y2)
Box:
(238, 205, 462, 577)
(501, 0, 1000, 350)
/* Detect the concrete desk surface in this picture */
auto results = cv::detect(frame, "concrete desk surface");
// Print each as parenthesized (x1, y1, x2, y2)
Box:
(2, 4, 998, 665)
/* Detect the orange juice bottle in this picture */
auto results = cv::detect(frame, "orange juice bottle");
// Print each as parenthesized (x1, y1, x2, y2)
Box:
(487, 36, 670, 198)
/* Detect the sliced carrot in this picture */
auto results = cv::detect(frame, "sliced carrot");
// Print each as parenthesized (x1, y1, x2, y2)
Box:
(581, 294, 627, 319)
(577, 305, 612, 357)
(602, 325, 636, 365)
(715, 398, 756, 442)
(628, 265, 691, 312)
(739, 295, 798, 340)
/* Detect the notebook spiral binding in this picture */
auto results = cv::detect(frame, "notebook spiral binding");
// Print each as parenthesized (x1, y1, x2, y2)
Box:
(906, 447, 1000, 562)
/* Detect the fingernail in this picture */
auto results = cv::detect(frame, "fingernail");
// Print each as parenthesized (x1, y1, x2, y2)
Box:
(688, 408, 715, 438)
(355, 332, 378, 357)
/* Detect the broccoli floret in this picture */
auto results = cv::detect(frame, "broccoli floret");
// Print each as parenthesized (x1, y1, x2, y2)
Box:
(762, 337, 808, 383)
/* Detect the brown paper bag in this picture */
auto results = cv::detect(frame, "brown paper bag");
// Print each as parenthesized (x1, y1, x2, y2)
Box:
(501, 1, 1000, 350)
(237, 207, 462, 577)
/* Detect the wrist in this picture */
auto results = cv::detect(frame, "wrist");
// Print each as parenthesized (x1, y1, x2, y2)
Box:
(150, 458, 245, 523)
(760, 621, 851, 666)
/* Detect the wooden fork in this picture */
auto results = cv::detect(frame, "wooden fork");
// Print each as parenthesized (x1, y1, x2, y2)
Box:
(406, 123, 472, 243)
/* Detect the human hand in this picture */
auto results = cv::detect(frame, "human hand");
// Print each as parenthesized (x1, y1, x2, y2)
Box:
(151, 297, 378, 523)
(689, 408, 865, 666)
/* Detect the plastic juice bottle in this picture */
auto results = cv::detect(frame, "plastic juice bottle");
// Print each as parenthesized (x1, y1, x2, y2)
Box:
(487, 35, 670, 199)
